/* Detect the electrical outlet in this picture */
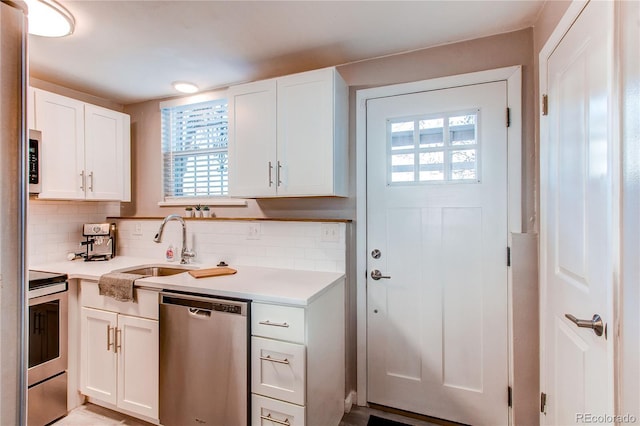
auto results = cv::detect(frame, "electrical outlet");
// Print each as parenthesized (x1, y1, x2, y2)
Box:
(320, 223, 340, 242)
(133, 222, 143, 236)
(247, 223, 261, 240)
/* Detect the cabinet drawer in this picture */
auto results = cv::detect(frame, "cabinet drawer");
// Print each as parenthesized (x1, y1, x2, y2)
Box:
(252, 394, 305, 426)
(252, 337, 305, 405)
(252, 303, 305, 343)
(80, 280, 159, 320)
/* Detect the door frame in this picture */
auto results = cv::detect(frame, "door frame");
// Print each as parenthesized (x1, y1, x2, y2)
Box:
(538, 0, 619, 421)
(355, 66, 523, 409)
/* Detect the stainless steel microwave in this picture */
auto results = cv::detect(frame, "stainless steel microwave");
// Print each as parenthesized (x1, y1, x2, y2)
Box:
(28, 129, 42, 194)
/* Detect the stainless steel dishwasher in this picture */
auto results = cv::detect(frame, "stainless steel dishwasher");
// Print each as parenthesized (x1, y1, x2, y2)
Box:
(159, 292, 249, 426)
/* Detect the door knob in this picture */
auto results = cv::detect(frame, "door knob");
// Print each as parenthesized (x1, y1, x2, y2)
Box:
(564, 313, 605, 337)
(370, 270, 391, 280)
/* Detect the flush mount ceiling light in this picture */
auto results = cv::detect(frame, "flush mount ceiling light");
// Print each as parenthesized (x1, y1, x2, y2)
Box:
(26, 0, 75, 37)
(173, 82, 199, 94)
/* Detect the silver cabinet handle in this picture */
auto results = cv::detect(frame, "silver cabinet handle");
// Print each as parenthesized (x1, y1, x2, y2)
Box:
(80, 170, 86, 191)
(565, 313, 604, 337)
(260, 355, 290, 365)
(88, 171, 94, 192)
(277, 161, 282, 186)
(115, 327, 122, 353)
(268, 161, 274, 187)
(260, 414, 290, 425)
(259, 320, 289, 328)
(107, 325, 114, 351)
(370, 269, 391, 280)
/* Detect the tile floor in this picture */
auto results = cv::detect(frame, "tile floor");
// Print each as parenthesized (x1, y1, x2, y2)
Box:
(53, 403, 439, 426)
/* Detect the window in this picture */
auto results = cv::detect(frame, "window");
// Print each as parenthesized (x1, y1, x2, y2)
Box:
(388, 110, 479, 184)
(161, 97, 228, 199)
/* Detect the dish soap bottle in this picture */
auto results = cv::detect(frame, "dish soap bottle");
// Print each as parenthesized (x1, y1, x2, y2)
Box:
(166, 244, 175, 262)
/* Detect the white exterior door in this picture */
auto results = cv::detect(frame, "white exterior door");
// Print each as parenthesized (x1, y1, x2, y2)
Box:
(366, 81, 509, 425)
(540, 1, 614, 424)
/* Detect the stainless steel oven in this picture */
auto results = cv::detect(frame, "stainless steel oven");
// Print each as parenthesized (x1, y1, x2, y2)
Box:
(28, 270, 68, 426)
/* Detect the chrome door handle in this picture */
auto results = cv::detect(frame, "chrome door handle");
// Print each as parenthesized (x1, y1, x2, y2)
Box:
(88, 171, 94, 192)
(565, 313, 604, 337)
(370, 270, 391, 280)
(268, 161, 274, 187)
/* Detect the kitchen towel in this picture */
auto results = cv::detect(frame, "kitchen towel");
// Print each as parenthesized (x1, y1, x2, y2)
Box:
(188, 267, 237, 279)
(98, 272, 148, 302)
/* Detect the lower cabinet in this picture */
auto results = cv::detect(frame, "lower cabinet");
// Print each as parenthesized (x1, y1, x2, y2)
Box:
(250, 279, 345, 426)
(79, 281, 159, 422)
(252, 394, 306, 426)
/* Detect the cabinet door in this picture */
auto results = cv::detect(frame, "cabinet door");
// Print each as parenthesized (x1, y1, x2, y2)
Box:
(34, 89, 86, 199)
(116, 314, 159, 420)
(80, 307, 117, 404)
(252, 336, 306, 405)
(277, 68, 336, 196)
(85, 104, 130, 201)
(228, 79, 277, 197)
(252, 394, 306, 426)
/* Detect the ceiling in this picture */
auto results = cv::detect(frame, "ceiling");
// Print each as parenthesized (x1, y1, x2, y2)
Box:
(28, 0, 547, 105)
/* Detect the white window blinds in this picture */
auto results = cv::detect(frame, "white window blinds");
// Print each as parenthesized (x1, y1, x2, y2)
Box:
(161, 98, 228, 198)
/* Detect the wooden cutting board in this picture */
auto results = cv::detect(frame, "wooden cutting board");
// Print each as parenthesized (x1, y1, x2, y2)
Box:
(188, 267, 237, 279)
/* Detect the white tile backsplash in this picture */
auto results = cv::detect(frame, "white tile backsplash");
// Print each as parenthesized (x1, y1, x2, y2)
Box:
(28, 199, 121, 265)
(117, 219, 346, 273)
(27, 201, 347, 273)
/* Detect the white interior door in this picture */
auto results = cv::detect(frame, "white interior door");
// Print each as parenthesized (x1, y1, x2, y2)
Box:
(540, 1, 614, 424)
(366, 81, 509, 425)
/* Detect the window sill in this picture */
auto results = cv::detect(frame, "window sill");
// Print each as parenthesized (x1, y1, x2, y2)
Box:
(158, 198, 248, 207)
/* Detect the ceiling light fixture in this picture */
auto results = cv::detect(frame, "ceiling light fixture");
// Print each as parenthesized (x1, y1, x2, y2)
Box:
(173, 82, 199, 94)
(26, 0, 75, 37)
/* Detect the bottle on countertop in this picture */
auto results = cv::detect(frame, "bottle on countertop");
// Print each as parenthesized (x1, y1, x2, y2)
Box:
(166, 244, 175, 262)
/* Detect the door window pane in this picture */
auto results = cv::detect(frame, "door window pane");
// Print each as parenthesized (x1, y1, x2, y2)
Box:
(387, 110, 479, 185)
(391, 121, 415, 151)
(391, 153, 415, 182)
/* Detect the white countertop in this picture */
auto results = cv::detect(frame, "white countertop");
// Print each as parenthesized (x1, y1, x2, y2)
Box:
(31, 257, 345, 306)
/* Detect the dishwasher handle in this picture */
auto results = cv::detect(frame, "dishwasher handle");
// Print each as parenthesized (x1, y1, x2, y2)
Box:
(160, 291, 248, 316)
(188, 307, 211, 318)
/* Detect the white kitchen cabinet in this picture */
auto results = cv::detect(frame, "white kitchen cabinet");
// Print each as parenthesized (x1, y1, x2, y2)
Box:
(229, 67, 348, 198)
(32, 88, 131, 201)
(250, 279, 345, 426)
(79, 281, 159, 422)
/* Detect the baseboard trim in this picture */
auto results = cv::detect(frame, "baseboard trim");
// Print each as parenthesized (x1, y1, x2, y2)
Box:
(344, 390, 357, 413)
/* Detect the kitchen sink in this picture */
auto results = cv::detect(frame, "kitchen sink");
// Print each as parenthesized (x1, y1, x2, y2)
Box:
(114, 265, 196, 277)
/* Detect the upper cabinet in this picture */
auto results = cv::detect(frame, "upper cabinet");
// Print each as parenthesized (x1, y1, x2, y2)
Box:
(31, 88, 131, 201)
(228, 67, 348, 198)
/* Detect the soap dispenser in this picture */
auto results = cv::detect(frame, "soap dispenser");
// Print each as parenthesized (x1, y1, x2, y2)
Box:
(166, 244, 175, 262)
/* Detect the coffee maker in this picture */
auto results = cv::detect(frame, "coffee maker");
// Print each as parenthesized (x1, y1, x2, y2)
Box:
(82, 223, 116, 261)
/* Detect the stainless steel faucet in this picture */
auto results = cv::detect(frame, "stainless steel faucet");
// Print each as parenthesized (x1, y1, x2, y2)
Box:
(154, 214, 196, 264)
